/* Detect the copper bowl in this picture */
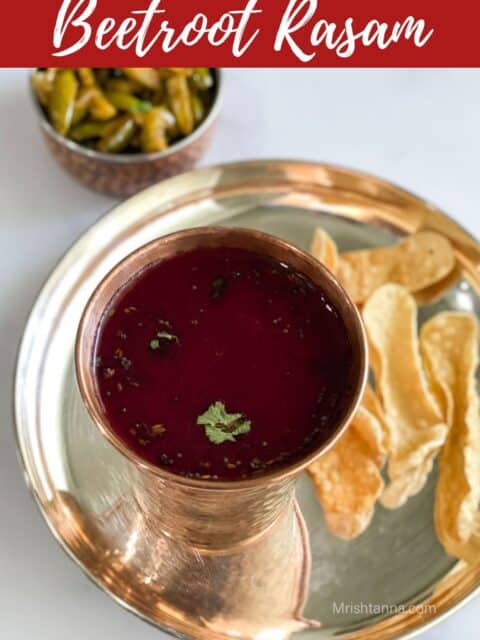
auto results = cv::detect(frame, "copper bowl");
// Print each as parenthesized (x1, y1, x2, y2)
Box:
(30, 70, 223, 198)
(75, 227, 368, 550)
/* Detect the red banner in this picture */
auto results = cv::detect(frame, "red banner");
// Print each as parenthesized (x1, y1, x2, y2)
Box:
(2, 0, 480, 67)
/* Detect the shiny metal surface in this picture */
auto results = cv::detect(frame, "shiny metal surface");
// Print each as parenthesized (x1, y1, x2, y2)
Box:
(14, 160, 480, 640)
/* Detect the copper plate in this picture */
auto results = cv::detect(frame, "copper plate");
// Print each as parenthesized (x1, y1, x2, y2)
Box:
(14, 160, 480, 639)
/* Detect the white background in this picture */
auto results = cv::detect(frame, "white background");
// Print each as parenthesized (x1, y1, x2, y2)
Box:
(0, 68, 479, 638)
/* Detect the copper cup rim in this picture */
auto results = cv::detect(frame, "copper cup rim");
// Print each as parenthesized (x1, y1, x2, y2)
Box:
(30, 69, 224, 164)
(75, 226, 368, 491)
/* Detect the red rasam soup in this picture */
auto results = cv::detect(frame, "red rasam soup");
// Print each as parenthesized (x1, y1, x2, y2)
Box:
(94, 246, 355, 480)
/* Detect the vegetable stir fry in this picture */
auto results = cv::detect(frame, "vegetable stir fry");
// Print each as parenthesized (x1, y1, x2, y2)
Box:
(32, 68, 215, 154)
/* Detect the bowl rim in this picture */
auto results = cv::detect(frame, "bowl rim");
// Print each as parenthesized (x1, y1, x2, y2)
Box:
(75, 225, 368, 491)
(30, 68, 224, 163)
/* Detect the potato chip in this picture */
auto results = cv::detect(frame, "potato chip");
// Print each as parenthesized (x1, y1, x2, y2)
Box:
(452, 514, 480, 564)
(310, 227, 339, 274)
(307, 406, 385, 540)
(355, 391, 387, 468)
(420, 314, 462, 428)
(362, 384, 390, 460)
(414, 263, 463, 307)
(455, 531, 480, 564)
(362, 284, 448, 509)
(338, 231, 456, 304)
(381, 448, 441, 508)
(420, 312, 480, 561)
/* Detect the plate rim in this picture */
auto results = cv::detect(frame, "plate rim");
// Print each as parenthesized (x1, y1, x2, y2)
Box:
(13, 159, 480, 640)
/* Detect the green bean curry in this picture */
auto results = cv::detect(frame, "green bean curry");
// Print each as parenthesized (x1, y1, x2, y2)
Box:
(32, 68, 215, 154)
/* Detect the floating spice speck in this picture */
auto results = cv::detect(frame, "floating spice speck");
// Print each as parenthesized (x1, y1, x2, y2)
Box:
(150, 424, 166, 436)
(157, 331, 179, 342)
(150, 331, 179, 350)
(211, 276, 226, 300)
(120, 357, 132, 370)
(159, 453, 174, 466)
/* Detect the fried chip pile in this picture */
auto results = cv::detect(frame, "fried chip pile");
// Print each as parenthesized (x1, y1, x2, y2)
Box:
(307, 226, 480, 559)
(310, 229, 456, 305)
(338, 232, 455, 304)
(363, 285, 448, 508)
(307, 405, 386, 540)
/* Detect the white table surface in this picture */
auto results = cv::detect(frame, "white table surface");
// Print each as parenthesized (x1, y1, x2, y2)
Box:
(1, 68, 479, 639)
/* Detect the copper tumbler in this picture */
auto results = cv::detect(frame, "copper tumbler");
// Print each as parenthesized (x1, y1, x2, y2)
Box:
(75, 227, 367, 636)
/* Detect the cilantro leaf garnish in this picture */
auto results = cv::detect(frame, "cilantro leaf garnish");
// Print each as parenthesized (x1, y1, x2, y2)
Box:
(150, 331, 179, 350)
(197, 401, 251, 445)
